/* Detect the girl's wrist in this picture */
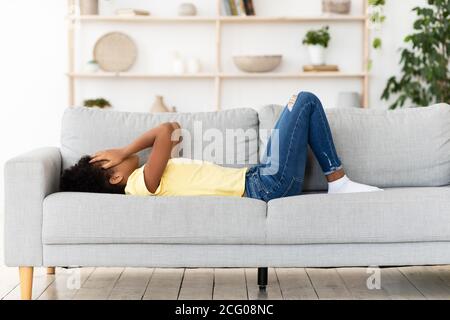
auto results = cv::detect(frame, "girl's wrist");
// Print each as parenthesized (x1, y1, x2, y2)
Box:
(121, 146, 134, 158)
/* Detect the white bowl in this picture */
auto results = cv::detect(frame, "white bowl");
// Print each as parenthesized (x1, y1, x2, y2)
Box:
(233, 55, 282, 73)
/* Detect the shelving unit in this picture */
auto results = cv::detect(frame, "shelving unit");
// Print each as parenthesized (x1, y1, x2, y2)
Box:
(68, 72, 366, 79)
(67, 0, 370, 110)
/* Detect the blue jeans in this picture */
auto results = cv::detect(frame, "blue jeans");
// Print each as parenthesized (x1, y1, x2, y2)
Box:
(245, 91, 342, 202)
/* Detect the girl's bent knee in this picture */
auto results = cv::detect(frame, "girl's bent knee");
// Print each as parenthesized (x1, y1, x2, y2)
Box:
(298, 91, 319, 103)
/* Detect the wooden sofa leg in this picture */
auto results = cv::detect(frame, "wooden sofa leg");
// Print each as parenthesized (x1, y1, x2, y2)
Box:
(258, 267, 268, 292)
(47, 267, 55, 275)
(19, 267, 34, 300)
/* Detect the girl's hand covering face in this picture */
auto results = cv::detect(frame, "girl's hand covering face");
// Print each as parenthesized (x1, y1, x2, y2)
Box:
(89, 148, 128, 169)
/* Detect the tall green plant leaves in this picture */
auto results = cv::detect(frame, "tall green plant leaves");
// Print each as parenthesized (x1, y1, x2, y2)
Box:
(381, 0, 449, 109)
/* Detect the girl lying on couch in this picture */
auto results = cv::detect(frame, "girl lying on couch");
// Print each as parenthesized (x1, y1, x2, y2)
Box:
(61, 92, 382, 201)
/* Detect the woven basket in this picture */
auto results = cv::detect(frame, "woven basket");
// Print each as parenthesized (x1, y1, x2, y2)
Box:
(94, 32, 137, 72)
(322, 0, 351, 14)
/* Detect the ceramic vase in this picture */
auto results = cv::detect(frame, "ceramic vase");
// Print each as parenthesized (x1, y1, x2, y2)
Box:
(172, 52, 185, 74)
(79, 0, 99, 15)
(186, 57, 201, 73)
(151, 95, 172, 113)
(178, 3, 197, 16)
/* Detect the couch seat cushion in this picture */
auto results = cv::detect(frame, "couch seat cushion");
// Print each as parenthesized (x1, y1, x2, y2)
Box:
(267, 187, 450, 244)
(43, 193, 267, 245)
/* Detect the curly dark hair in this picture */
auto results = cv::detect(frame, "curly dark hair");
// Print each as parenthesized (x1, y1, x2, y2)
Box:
(60, 156, 125, 194)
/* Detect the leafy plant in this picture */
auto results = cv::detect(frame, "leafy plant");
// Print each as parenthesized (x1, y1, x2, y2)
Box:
(368, 0, 386, 51)
(83, 98, 111, 108)
(368, 0, 385, 6)
(382, 0, 450, 109)
(302, 26, 331, 48)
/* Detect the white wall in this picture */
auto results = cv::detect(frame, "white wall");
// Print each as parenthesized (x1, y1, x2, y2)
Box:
(0, 0, 426, 265)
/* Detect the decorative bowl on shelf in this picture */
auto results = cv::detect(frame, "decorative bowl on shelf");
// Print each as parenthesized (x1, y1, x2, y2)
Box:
(233, 55, 282, 73)
(322, 0, 351, 14)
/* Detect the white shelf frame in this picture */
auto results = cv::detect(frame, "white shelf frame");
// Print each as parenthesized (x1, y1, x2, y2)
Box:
(67, 0, 370, 110)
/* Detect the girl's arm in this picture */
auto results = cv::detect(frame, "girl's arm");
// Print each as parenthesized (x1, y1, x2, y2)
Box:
(90, 122, 181, 169)
(123, 122, 180, 157)
(143, 123, 177, 193)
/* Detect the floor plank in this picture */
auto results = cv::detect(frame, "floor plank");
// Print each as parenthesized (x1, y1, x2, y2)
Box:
(246, 268, 283, 300)
(3, 267, 55, 300)
(275, 268, 318, 300)
(400, 266, 450, 300)
(39, 267, 95, 300)
(379, 268, 425, 300)
(2, 266, 450, 300)
(108, 268, 154, 300)
(178, 268, 214, 300)
(213, 268, 247, 300)
(0, 267, 19, 300)
(143, 268, 184, 300)
(337, 267, 391, 300)
(431, 265, 450, 286)
(72, 267, 123, 300)
(306, 268, 352, 300)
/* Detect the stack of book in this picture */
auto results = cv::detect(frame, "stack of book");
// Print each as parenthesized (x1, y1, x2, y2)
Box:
(222, 0, 255, 16)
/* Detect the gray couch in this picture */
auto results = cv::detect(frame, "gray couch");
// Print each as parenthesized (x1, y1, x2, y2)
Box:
(5, 103, 450, 298)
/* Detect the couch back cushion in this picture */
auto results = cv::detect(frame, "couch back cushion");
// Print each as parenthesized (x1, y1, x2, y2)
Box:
(258, 103, 450, 191)
(61, 107, 259, 170)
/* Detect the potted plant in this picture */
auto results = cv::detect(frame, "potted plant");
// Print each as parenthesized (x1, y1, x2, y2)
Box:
(367, 0, 386, 71)
(302, 26, 331, 65)
(83, 98, 111, 109)
(382, 0, 449, 109)
(85, 60, 100, 73)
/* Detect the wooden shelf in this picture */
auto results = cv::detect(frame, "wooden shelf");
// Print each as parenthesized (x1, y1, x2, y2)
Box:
(68, 72, 367, 79)
(220, 15, 366, 23)
(67, 0, 371, 109)
(68, 15, 366, 23)
(220, 72, 367, 78)
(67, 72, 216, 79)
(68, 15, 216, 23)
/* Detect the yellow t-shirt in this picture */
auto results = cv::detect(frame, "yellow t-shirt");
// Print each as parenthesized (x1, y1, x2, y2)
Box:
(125, 158, 247, 197)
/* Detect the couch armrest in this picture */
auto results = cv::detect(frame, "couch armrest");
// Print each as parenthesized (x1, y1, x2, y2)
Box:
(4, 147, 61, 266)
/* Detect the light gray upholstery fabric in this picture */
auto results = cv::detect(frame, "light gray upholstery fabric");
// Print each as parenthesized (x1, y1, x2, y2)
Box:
(61, 107, 260, 170)
(258, 103, 450, 191)
(43, 242, 450, 267)
(6, 104, 450, 269)
(43, 192, 267, 245)
(4, 147, 61, 266)
(267, 187, 450, 244)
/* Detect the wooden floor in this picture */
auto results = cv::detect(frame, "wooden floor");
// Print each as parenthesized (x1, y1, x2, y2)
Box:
(2, 266, 450, 300)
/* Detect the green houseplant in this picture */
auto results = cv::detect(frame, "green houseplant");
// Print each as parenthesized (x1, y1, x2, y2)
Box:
(382, 0, 450, 109)
(368, 0, 386, 50)
(303, 26, 331, 65)
(83, 98, 112, 109)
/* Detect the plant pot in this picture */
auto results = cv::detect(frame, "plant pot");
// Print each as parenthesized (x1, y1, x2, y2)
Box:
(307, 45, 326, 65)
(80, 0, 99, 15)
(84, 60, 99, 73)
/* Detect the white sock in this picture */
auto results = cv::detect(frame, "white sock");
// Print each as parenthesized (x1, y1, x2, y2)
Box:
(328, 175, 383, 194)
